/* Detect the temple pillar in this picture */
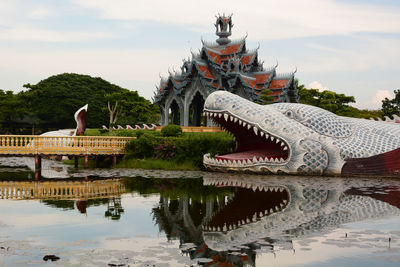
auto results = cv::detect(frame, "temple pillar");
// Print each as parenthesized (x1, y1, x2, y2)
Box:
(164, 107, 169, 126)
(180, 106, 185, 126)
(183, 101, 189, 126)
(160, 107, 166, 126)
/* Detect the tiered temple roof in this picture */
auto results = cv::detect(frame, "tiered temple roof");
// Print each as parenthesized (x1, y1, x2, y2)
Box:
(153, 15, 298, 106)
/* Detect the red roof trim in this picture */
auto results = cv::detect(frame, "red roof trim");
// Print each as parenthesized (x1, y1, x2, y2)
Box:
(269, 79, 289, 89)
(255, 73, 270, 84)
(197, 65, 215, 79)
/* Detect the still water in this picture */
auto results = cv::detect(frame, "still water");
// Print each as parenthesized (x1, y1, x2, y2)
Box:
(0, 157, 399, 266)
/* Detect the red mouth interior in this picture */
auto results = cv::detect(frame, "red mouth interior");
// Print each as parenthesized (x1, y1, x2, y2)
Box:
(210, 113, 289, 163)
(203, 186, 289, 232)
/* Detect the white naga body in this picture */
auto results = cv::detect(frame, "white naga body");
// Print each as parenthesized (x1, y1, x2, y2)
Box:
(203, 91, 400, 175)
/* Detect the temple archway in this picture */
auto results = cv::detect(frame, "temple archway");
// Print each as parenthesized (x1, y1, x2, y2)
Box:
(169, 100, 181, 125)
(189, 92, 205, 126)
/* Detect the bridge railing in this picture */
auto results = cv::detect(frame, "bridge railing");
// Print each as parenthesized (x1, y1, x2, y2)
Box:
(0, 135, 134, 156)
(0, 179, 125, 200)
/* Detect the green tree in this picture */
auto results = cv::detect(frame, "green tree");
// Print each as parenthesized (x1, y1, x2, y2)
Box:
(296, 79, 381, 119)
(22, 73, 159, 129)
(104, 90, 159, 129)
(0, 90, 29, 132)
(0, 90, 27, 122)
(382, 90, 400, 119)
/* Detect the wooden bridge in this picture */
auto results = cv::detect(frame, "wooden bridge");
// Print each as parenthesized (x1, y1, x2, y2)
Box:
(0, 179, 125, 200)
(0, 135, 134, 177)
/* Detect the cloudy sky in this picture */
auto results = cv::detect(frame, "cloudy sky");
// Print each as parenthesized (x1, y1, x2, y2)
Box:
(0, 0, 399, 109)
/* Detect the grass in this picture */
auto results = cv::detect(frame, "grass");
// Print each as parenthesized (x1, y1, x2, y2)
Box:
(84, 128, 105, 136)
(116, 158, 199, 171)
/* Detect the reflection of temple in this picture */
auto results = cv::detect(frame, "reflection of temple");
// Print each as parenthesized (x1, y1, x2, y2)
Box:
(152, 176, 400, 266)
(152, 194, 258, 266)
(105, 197, 124, 220)
(153, 15, 298, 126)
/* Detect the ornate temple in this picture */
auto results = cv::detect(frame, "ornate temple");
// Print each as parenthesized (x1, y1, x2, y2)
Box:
(153, 15, 299, 126)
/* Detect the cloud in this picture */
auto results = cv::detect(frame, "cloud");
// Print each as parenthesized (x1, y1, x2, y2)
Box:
(0, 46, 187, 99)
(355, 90, 393, 109)
(28, 7, 52, 19)
(70, 0, 400, 40)
(0, 27, 114, 42)
(308, 81, 330, 91)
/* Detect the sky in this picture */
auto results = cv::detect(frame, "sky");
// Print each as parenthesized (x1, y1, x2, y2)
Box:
(0, 0, 399, 109)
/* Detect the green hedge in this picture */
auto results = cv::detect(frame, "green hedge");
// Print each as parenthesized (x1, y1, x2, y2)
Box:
(161, 124, 182, 137)
(125, 132, 234, 168)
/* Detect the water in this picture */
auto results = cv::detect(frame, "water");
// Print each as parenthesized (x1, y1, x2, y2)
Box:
(0, 157, 399, 266)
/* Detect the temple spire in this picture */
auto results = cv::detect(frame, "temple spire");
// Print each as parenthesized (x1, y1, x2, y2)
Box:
(215, 14, 233, 45)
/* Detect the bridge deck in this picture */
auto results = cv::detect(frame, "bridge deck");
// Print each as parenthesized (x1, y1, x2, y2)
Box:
(0, 135, 134, 156)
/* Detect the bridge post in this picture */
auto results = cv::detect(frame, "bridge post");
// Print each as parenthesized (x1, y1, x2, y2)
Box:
(34, 155, 41, 180)
(74, 156, 79, 168)
(84, 155, 89, 168)
(113, 155, 117, 166)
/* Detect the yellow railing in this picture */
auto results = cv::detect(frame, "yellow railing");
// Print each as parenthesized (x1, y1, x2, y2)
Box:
(0, 179, 125, 200)
(156, 126, 223, 133)
(0, 135, 134, 156)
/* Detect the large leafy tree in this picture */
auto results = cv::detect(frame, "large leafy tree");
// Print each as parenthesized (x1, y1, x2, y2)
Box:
(104, 90, 159, 128)
(22, 73, 158, 129)
(0, 90, 28, 122)
(381, 89, 400, 119)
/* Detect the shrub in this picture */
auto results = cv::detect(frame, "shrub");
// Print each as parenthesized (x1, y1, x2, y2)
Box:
(161, 124, 182, 137)
(124, 132, 234, 168)
(135, 133, 157, 158)
(154, 140, 176, 160)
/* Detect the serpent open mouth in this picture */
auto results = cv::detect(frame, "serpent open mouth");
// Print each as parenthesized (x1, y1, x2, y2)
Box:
(203, 110, 290, 167)
(203, 180, 289, 232)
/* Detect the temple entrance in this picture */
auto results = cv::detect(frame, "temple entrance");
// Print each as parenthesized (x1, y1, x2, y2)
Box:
(189, 92, 205, 126)
(169, 100, 181, 125)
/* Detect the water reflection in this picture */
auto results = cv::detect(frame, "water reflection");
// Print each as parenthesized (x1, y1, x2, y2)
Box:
(0, 177, 125, 219)
(150, 175, 400, 266)
(0, 174, 399, 266)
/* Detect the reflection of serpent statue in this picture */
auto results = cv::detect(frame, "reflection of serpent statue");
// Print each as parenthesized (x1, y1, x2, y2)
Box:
(150, 175, 400, 266)
(202, 176, 400, 252)
(203, 91, 400, 176)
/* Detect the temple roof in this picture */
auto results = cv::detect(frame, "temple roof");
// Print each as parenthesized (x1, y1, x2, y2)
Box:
(153, 16, 298, 104)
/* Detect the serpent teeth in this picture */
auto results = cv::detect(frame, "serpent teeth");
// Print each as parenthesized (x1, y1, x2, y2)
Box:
(224, 114, 228, 121)
(253, 127, 258, 135)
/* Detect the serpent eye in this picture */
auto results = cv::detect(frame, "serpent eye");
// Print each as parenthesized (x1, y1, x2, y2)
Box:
(285, 110, 294, 118)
